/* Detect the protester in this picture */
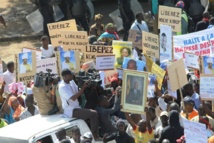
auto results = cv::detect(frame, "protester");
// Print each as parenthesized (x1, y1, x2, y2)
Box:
(118, 0, 134, 41)
(70, 126, 81, 143)
(58, 69, 99, 139)
(195, 11, 210, 31)
(56, 128, 70, 142)
(159, 110, 184, 143)
(180, 96, 198, 120)
(89, 14, 105, 38)
(149, 0, 159, 34)
(148, 106, 161, 129)
(130, 13, 149, 33)
(81, 132, 93, 143)
(175, 1, 188, 35)
(155, 111, 169, 141)
(126, 114, 142, 138)
(199, 116, 214, 138)
(19, 92, 39, 120)
(103, 120, 135, 143)
(95, 86, 121, 135)
(40, 35, 55, 58)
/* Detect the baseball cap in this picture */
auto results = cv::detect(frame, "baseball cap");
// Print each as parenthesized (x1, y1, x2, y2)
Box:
(160, 111, 168, 117)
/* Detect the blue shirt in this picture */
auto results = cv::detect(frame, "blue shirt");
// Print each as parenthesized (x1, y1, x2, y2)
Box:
(192, 92, 201, 109)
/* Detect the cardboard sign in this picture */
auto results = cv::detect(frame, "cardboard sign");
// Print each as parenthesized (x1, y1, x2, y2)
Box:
(167, 58, 188, 91)
(151, 63, 166, 89)
(173, 28, 214, 60)
(200, 75, 214, 100)
(112, 40, 132, 68)
(48, 20, 77, 47)
(85, 45, 113, 62)
(167, 79, 177, 99)
(16, 52, 36, 82)
(144, 54, 153, 72)
(122, 57, 146, 71)
(96, 55, 115, 70)
(160, 25, 172, 62)
(22, 48, 42, 61)
(104, 70, 118, 85)
(184, 53, 199, 69)
(158, 6, 182, 32)
(36, 57, 58, 74)
(142, 31, 159, 60)
(202, 56, 214, 74)
(128, 30, 142, 50)
(183, 119, 207, 143)
(56, 51, 80, 74)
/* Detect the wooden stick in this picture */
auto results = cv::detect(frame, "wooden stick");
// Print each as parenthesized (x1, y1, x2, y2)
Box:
(175, 68, 184, 106)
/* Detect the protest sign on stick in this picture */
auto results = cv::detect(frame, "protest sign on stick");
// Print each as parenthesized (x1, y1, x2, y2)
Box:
(158, 6, 182, 32)
(167, 58, 188, 101)
(200, 74, 214, 100)
(184, 52, 200, 70)
(144, 54, 153, 72)
(151, 63, 166, 89)
(36, 58, 58, 74)
(128, 30, 142, 50)
(16, 52, 36, 82)
(142, 31, 159, 60)
(85, 45, 113, 62)
(48, 20, 77, 47)
(96, 55, 115, 71)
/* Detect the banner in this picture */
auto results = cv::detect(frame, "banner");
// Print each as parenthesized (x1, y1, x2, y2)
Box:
(128, 30, 142, 50)
(167, 58, 188, 91)
(173, 28, 214, 60)
(142, 31, 159, 60)
(16, 52, 36, 82)
(22, 48, 42, 61)
(85, 45, 113, 62)
(184, 53, 199, 70)
(160, 25, 172, 62)
(202, 56, 214, 74)
(200, 75, 214, 100)
(96, 55, 115, 70)
(36, 58, 58, 74)
(151, 63, 166, 89)
(183, 119, 207, 143)
(112, 40, 132, 68)
(158, 6, 182, 32)
(48, 20, 77, 47)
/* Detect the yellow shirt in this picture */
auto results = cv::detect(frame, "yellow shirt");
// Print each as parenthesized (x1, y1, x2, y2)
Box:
(24, 64, 32, 73)
(134, 126, 154, 143)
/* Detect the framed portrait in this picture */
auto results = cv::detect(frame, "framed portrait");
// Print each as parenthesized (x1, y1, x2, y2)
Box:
(122, 57, 146, 71)
(57, 50, 80, 73)
(202, 56, 214, 74)
(112, 40, 132, 68)
(121, 70, 148, 114)
(16, 52, 36, 82)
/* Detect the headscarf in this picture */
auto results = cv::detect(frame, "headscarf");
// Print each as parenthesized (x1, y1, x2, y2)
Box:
(169, 110, 180, 127)
(175, 1, 185, 9)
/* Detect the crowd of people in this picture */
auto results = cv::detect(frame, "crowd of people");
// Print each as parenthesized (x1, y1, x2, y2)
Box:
(1, 0, 214, 143)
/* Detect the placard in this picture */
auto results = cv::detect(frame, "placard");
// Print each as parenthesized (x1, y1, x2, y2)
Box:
(112, 40, 132, 68)
(183, 119, 207, 143)
(144, 54, 153, 72)
(16, 52, 36, 82)
(167, 80, 177, 99)
(200, 74, 214, 100)
(48, 20, 77, 47)
(184, 53, 199, 69)
(85, 45, 113, 62)
(82, 61, 95, 72)
(142, 31, 159, 60)
(128, 30, 142, 50)
(158, 5, 182, 32)
(36, 57, 58, 74)
(167, 58, 188, 91)
(151, 63, 166, 89)
(22, 47, 42, 61)
(160, 25, 172, 62)
(56, 51, 80, 73)
(122, 57, 146, 71)
(96, 55, 115, 70)
(173, 28, 214, 60)
(202, 56, 214, 74)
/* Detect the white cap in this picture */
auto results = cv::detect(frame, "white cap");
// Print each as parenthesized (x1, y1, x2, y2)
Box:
(22, 53, 28, 60)
(64, 51, 70, 58)
(207, 58, 213, 64)
(160, 111, 168, 117)
(83, 132, 93, 139)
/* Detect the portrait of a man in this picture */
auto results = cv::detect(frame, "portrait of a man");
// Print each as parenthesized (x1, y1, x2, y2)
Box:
(204, 57, 214, 74)
(160, 33, 167, 53)
(122, 57, 146, 71)
(19, 52, 32, 74)
(117, 47, 132, 66)
(61, 51, 76, 71)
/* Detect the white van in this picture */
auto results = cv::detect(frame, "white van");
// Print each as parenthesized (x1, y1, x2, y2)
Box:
(0, 114, 96, 143)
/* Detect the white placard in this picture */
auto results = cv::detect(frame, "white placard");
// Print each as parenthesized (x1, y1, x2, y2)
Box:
(96, 56, 115, 70)
(200, 75, 214, 100)
(184, 53, 199, 69)
(167, 80, 177, 99)
(23, 48, 42, 61)
(183, 119, 207, 143)
(36, 58, 58, 74)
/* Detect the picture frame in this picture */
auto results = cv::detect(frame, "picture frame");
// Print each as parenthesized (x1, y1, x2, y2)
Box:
(202, 56, 214, 74)
(121, 70, 148, 114)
